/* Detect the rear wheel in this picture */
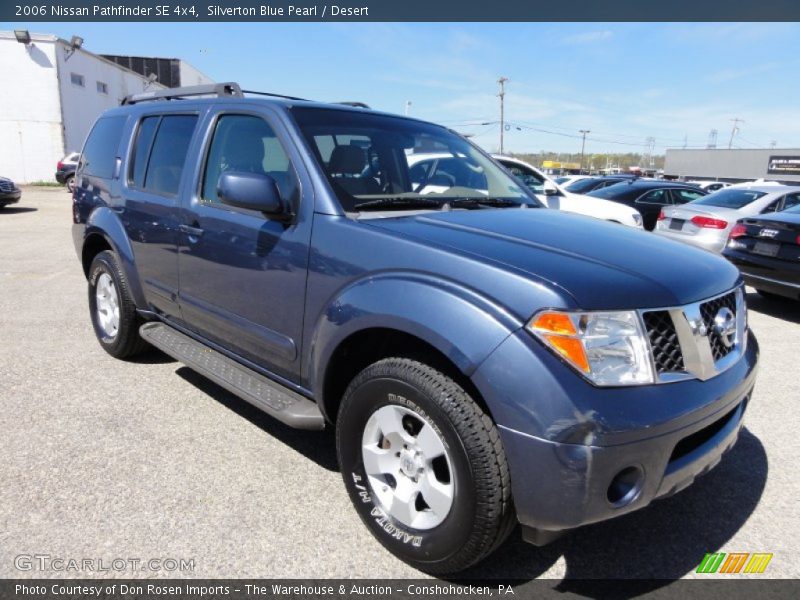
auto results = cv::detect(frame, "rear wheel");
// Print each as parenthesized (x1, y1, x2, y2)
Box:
(65, 174, 76, 194)
(88, 250, 148, 359)
(337, 357, 514, 574)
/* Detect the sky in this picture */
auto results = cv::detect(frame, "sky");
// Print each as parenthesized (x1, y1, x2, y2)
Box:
(13, 22, 800, 155)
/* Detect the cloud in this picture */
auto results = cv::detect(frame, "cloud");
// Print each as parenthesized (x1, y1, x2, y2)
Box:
(707, 62, 781, 84)
(562, 30, 613, 45)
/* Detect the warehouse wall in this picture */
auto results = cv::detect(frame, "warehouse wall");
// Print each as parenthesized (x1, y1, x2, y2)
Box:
(665, 148, 800, 183)
(56, 44, 164, 157)
(0, 33, 64, 183)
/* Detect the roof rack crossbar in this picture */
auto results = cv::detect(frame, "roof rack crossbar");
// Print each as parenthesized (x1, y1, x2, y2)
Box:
(122, 82, 243, 105)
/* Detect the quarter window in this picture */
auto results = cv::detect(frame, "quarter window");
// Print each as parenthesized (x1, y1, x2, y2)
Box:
(80, 116, 126, 179)
(201, 114, 298, 205)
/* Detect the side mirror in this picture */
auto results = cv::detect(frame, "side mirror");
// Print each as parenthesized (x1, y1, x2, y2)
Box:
(543, 180, 559, 196)
(217, 171, 290, 220)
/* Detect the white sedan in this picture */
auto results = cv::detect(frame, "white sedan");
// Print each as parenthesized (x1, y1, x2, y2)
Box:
(492, 155, 644, 228)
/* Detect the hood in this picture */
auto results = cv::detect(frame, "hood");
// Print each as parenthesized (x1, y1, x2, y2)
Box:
(364, 208, 740, 309)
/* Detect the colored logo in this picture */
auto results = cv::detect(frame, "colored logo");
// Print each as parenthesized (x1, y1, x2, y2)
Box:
(696, 552, 773, 574)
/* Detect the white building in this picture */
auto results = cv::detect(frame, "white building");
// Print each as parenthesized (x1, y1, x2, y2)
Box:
(0, 31, 213, 183)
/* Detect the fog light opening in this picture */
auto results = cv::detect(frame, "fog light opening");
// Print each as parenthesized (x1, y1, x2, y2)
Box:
(607, 466, 644, 507)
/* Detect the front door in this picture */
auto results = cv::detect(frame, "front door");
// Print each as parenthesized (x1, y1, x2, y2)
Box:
(177, 108, 312, 382)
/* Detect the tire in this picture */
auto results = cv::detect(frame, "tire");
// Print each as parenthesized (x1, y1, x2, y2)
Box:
(87, 250, 148, 359)
(755, 288, 788, 302)
(337, 357, 514, 574)
(65, 175, 76, 194)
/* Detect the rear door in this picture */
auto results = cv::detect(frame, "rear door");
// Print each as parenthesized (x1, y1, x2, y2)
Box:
(634, 188, 672, 230)
(120, 112, 200, 318)
(177, 106, 314, 382)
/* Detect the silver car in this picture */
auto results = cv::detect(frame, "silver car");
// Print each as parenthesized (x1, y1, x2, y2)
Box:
(654, 185, 800, 253)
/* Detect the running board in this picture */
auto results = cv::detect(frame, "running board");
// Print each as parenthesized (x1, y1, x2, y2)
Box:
(139, 322, 325, 430)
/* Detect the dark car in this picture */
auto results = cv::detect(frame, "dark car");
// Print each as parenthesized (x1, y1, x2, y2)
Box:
(55, 152, 80, 192)
(564, 175, 630, 194)
(71, 82, 758, 574)
(587, 179, 708, 230)
(723, 204, 800, 301)
(0, 176, 22, 208)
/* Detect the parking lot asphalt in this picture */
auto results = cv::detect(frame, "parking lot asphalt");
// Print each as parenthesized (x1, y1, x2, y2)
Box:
(1, 187, 799, 583)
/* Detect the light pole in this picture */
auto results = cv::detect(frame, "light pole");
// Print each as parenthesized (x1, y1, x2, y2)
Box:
(404, 100, 412, 116)
(498, 77, 508, 154)
(579, 130, 590, 173)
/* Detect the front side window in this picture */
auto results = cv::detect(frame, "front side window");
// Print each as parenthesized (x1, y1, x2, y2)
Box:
(502, 162, 545, 193)
(291, 107, 539, 212)
(138, 115, 198, 197)
(201, 114, 298, 205)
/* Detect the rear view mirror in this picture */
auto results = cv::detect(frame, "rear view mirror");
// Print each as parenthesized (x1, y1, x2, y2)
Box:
(217, 172, 290, 220)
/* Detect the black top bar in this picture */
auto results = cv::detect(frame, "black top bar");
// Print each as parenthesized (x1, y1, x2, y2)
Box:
(121, 82, 243, 105)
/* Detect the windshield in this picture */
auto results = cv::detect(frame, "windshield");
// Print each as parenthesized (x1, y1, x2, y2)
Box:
(691, 188, 768, 209)
(291, 107, 540, 211)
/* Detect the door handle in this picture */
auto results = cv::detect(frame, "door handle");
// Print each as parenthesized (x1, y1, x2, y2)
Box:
(179, 223, 204, 237)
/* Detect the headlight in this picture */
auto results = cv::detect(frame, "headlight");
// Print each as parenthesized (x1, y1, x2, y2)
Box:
(528, 310, 654, 386)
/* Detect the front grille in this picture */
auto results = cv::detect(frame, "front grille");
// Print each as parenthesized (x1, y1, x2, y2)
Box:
(0, 181, 14, 192)
(699, 291, 738, 361)
(643, 310, 685, 373)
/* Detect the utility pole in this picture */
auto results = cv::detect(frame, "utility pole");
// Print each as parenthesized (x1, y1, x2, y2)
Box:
(707, 129, 718, 149)
(728, 118, 744, 149)
(578, 130, 590, 173)
(498, 77, 508, 154)
(404, 100, 412, 116)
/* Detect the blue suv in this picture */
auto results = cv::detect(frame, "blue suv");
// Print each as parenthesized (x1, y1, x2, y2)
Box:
(72, 83, 758, 574)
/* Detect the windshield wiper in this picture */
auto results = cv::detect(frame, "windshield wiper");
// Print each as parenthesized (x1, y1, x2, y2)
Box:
(354, 197, 444, 210)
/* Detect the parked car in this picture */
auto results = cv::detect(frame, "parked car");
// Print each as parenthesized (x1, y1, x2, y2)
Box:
(554, 174, 591, 186)
(564, 176, 632, 194)
(72, 83, 758, 574)
(492, 156, 643, 228)
(723, 204, 800, 301)
(654, 185, 800, 253)
(687, 180, 731, 193)
(587, 180, 708, 230)
(0, 176, 22, 208)
(55, 152, 80, 192)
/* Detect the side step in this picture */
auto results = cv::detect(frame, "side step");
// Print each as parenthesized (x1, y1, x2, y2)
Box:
(140, 322, 325, 430)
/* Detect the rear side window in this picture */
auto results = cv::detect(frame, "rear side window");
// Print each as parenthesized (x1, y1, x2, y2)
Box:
(80, 116, 126, 179)
(131, 115, 198, 197)
(672, 188, 706, 204)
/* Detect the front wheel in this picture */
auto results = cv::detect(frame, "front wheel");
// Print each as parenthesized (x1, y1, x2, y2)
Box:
(336, 358, 514, 574)
(65, 174, 76, 194)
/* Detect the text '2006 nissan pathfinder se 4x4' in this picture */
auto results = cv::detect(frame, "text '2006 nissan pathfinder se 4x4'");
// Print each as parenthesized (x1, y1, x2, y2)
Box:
(72, 83, 758, 574)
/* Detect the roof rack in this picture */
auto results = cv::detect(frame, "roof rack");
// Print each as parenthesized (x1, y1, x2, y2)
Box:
(336, 101, 371, 109)
(241, 89, 309, 101)
(121, 82, 243, 105)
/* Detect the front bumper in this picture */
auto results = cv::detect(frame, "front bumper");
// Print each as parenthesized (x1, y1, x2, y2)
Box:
(471, 328, 758, 534)
(0, 189, 22, 204)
